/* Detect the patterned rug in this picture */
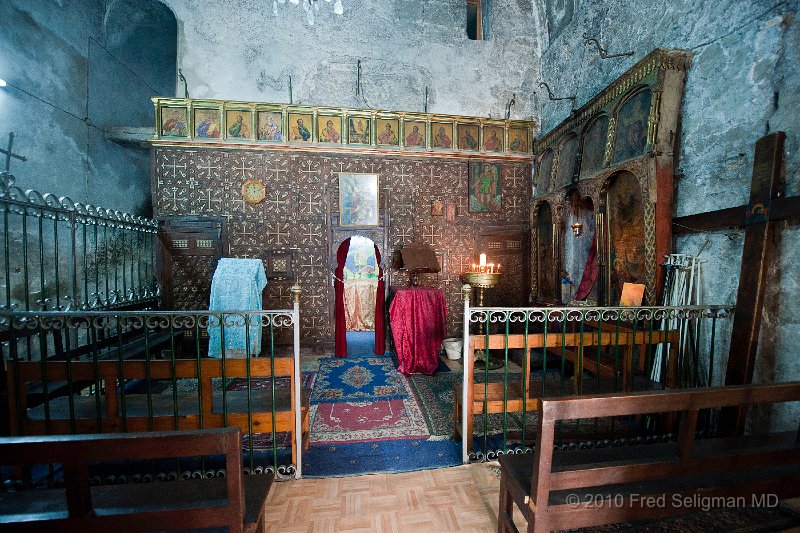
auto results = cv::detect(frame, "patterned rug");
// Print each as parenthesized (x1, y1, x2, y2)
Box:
(310, 396, 429, 444)
(311, 356, 407, 403)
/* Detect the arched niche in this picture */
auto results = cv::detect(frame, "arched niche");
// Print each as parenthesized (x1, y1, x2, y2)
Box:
(537, 149, 555, 194)
(604, 171, 647, 305)
(580, 113, 609, 178)
(612, 86, 651, 165)
(534, 201, 557, 303)
(554, 133, 579, 190)
(562, 191, 596, 303)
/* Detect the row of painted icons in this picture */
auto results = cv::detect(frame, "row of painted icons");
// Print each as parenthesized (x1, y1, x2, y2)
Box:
(159, 107, 531, 153)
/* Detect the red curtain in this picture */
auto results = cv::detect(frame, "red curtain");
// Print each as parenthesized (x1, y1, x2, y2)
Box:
(574, 234, 598, 300)
(334, 238, 351, 357)
(373, 243, 385, 355)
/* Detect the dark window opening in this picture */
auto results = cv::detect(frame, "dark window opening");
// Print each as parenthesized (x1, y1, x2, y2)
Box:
(467, 0, 482, 40)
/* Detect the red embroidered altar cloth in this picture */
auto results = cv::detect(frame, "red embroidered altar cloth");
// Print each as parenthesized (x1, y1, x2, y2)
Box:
(389, 287, 447, 376)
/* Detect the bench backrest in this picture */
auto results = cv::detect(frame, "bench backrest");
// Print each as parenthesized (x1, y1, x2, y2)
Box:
(0, 428, 245, 532)
(531, 382, 800, 510)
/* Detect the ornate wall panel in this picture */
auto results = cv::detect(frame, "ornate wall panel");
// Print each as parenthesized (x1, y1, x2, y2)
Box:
(153, 147, 531, 344)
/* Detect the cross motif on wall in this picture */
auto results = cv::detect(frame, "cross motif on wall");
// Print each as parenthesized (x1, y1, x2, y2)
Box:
(303, 315, 325, 333)
(198, 157, 220, 179)
(266, 223, 289, 244)
(300, 224, 323, 245)
(427, 168, 441, 188)
(272, 285, 292, 305)
(238, 222, 256, 240)
(164, 187, 186, 211)
(300, 255, 322, 277)
(393, 165, 413, 188)
(160, 156, 186, 181)
(506, 167, 523, 189)
(300, 192, 321, 215)
(270, 161, 289, 181)
(305, 291, 324, 308)
(234, 160, 253, 179)
(506, 196, 522, 210)
(457, 197, 469, 215)
(197, 188, 221, 212)
(269, 192, 289, 212)
(395, 227, 412, 244)
(422, 224, 441, 245)
(453, 172, 467, 191)
(231, 195, 247, 211)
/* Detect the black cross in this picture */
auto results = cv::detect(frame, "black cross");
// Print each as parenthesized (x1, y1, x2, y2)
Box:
(0, 133, 27, 173)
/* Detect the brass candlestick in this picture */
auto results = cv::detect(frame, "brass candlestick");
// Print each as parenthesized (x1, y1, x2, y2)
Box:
(461, 271, 502, 370)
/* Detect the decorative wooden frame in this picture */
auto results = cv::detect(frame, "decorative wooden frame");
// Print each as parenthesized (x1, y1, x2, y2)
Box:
(338, 173, 380, 227)
(263, 249, 297, 281)
(152, 98, 534, 159)
(531, 48, 691, 305)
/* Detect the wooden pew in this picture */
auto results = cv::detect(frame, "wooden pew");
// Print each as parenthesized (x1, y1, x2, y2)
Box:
(6, 357, 311, 466)
(497, 382, 800, 533)
(453, 328, 678, 441)
(0, 428, 272, 533)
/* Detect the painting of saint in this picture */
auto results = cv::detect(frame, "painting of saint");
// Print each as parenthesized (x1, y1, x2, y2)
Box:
(580, 114, 609, 177)
(318, 117, 342, 143)
(607, 172, 647, 304)
(194, 109, 220, 139)
(468, 162, 501, 212)
(348, 117, 370, 144)
(509, 128, 529, 153)
(339, 173, 379, 226)
(404, 121, 426, 147)
(376, 119, 399, 146)
(288, 113, 313, 142)
(431, 199, 444, 216)
(613, 88, 651, 164)
(226, 111, 252, 139)
(432, 123, 453, 149)
(258, 111, 283, 141)
(458, 124, 479, 151)
(483, 127, 503, 152)
(161, 108, 187, 137)
(445, 201, 456, 221)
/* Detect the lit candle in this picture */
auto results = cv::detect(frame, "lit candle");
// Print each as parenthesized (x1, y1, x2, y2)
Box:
(471, 263, 476, 272)
(497, 263, 501, 273)
(479, 253, 486, 271)
(488, 263, 494, 274)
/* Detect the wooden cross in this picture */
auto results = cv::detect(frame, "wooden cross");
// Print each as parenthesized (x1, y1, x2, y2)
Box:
(673, 132, 799, 434)
(0, 133, 27, 173)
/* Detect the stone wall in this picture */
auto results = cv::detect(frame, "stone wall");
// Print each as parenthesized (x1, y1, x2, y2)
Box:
(537, 1, 800, 429)
(160, 0, 544, 120)
(153, 145, 530, 344)
(0, 0, 175, 214)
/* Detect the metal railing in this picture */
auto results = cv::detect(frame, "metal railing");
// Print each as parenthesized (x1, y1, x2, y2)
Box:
(1, 289, 304, 481)
(0, 172, 159, 313)
(459, 288, 735, 463)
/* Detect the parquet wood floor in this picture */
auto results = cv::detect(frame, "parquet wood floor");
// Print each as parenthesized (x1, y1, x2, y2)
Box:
(263, 463, 519, 532)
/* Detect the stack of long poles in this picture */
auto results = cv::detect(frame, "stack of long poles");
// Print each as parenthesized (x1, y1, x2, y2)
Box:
(651, 254, 704, 384)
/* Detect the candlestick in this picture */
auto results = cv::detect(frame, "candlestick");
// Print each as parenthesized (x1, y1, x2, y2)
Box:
(479, 253, 486, 268)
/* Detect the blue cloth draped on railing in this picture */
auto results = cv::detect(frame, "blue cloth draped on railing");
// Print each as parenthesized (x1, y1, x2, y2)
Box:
(207, 258, 267, 358)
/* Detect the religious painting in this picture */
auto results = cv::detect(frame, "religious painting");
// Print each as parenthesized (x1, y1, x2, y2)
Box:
(375, 118, 399, 146)
(606, 171, 647, 305)
(509, 127, 529, 153)
(226, 110, 252, 139)
(257, 111, 283, 141)
(468, 162, 501, 212)
(445, 201, 456, 222)
(403, 120, 426, 148)
(338, 173, 379, 227)
(457, 123, 479, 151)
(537, 149, 555, 192)
(483, 126, 504, 152)
(431, 122, 453, 149)
(580, 114, 609, 177)
(554, 134, 579, 189)
(288, 112, 313, 142)
(318, 115, 342, 144)
(348, 116, 371, 145)
(160, 107, 187, 137)
(536, 201, 556, 302)
(431, 199, 444, 216)
(193, 109, 221, 139)
(619, 283, 645, 306)
(612, 87, 651, 164)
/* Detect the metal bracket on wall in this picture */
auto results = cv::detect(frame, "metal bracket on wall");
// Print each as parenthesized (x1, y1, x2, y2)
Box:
(178, 69, 189, 99)
(537, 81, 576, 114)
(582, 33, 634, 59)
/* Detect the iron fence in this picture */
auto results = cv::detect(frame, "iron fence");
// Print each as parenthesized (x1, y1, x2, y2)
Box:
(459, 296, 736, 463)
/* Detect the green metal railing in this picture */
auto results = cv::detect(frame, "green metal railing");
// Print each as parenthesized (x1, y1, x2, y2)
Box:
(459, 291, 735, 463)
(1, 295, 303, 481)
(0, 172, 159, 313)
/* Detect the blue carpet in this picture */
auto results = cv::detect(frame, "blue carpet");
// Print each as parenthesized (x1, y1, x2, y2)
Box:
(302, 438, 462, 477)
(311, 356, 408, 403)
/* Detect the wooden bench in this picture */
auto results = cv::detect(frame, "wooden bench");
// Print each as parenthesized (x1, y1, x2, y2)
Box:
(6, 357, 311, 466)
(497, 382, 800, 533)
(0, 428, 273, 532)
(453, 328, 678, 441)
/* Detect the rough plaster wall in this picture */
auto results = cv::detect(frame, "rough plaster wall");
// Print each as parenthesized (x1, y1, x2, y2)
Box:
(538, 1, 800, 430)
(0, 0, 172, 215)
(162, 0, 544, 120)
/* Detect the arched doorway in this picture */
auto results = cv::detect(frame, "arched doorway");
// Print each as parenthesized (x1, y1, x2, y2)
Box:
(333, 236, 385, 357)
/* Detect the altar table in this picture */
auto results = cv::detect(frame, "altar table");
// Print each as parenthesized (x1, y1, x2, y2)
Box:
(389, 287, 447, 376)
